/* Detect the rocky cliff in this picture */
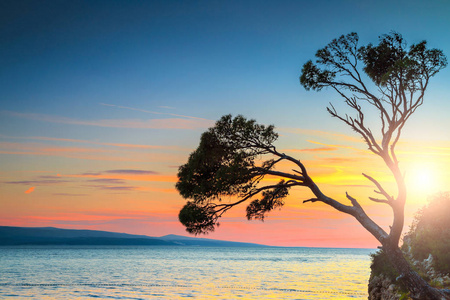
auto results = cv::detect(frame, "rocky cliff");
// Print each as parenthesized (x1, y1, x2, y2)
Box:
(369, 193, 450, 299)
(368, 245, 450, 300)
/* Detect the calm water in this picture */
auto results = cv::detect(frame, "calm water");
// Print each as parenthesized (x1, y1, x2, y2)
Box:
(0, 246, 374, 299)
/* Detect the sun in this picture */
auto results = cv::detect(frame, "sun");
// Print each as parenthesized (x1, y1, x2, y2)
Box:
(406, 162, 438, 197)
(412, 169, 434, 190)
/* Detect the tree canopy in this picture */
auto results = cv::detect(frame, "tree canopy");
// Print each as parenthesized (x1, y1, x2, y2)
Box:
(300, 32, 446, 160)
(176, 114, 290, 234)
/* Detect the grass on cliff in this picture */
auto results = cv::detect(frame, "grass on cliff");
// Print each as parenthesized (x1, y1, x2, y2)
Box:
(403, 192, 450, 274)
(371, 192, 450, 283)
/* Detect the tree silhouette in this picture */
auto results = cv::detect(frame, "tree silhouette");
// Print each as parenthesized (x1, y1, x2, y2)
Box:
(176, 32, 448, 299)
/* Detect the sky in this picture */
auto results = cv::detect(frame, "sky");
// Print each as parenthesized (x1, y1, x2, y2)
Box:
(1, 0, 449, 248)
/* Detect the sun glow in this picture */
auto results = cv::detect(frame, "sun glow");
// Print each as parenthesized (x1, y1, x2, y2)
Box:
(406, 162, 439, 199)
(413, 169, 434, 190)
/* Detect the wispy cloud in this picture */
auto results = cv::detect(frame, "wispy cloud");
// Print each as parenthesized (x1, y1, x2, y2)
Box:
(284, 147, 338, 153)
(100, 103, 209, 121)
(40, 147, 105, 153)
(81, 172, 103, 176)
(0, 141, 128, 161)
(279, 127, 363, 143)
(105, 169, 159, 175)
(53, 193, 88, 197)
(2, 111, 213, 130)
(39, 175, 63, 179)
(0, 135, 182, 150)
(0, 141, 179, 162)
(6, 179, 69, 185)
(69, 171, 177, 183)
(306, 140, 361, 151)
(75, 172, 177, 194)
(320, 157, 364, 164)
(87, 178, 126, 184)
(337, 184, 373, 188)
(87, 185, 137, 191)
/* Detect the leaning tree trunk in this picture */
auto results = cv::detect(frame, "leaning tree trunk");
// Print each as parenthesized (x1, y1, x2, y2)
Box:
(383, 243, 450, 300)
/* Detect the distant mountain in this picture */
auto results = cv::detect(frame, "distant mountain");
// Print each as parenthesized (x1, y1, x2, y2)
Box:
(0, 226, 266, 247)
(159, 234, 265, 247)
(0, 226, 173, 246)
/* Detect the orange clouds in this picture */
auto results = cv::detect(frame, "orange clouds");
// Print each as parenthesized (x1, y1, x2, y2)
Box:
(306, 139, 360, 151)
(2, 111, 448, 248)
(67, 171, 177, 184)
(279, 127, 363, 144)
(284, 146, 338, 153)
(24, 187, 35, 194)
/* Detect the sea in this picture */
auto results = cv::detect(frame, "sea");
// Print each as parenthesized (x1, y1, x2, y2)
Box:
(0, 246, 375, 299)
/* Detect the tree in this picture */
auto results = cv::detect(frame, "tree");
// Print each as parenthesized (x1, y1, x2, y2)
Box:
(176, 32, 448, 299)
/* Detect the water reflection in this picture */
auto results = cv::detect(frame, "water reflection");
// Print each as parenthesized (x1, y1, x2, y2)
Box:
(0, 246, 374, 299)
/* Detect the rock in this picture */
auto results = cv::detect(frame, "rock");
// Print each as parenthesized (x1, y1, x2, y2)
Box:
(423, 254, 434, 271)
(368, 274, 401, 300)
(427, 269, 436, 277)
(435, 277, 444, 286)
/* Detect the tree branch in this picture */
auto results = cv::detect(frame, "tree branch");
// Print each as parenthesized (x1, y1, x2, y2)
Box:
(362, 173, 394, 205)
(369, 197, 390, 204)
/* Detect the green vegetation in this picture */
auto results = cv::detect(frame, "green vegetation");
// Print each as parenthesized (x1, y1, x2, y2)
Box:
(371, 192, 450, 290)
(370, 250, 399, 281)
(403, 192, 450, 274)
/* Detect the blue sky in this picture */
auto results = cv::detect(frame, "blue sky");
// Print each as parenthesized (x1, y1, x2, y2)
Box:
(3, 0, 449, 124)
(1, 0, 449, 246)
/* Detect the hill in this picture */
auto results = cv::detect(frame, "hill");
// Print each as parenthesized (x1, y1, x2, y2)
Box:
(0, 226, 266, 247)
(159, 234, 265, 247)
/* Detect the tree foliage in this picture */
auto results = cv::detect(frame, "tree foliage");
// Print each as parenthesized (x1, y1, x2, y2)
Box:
(301, 32, 446, 163)
(176, 114, 288, 234)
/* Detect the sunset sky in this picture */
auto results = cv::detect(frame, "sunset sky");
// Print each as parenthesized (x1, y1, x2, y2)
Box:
(1, 0, 449, 247)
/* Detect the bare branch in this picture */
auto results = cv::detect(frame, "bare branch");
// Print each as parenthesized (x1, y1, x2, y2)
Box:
(292, 169, 303, 175)
(327, 102, 381, 155)
(213, 181, 303, 217)
(346, 192, 362, 209)
(362, 173, 394, 204)
(254, 168, 305, 182)
(303, 198, 319, 203)
(369, 197, 390, 204)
